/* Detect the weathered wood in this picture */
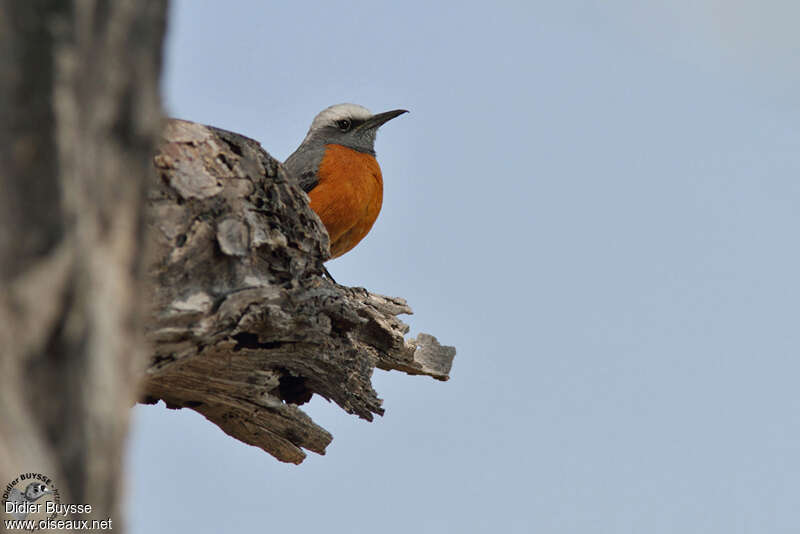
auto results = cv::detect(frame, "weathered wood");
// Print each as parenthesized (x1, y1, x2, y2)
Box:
(142, 120, 455, 463)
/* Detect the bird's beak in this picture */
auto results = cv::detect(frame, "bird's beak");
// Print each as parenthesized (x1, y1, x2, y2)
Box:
(356, 109, 408, 131)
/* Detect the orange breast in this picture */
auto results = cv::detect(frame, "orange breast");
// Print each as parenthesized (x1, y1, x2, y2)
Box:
(309, 144, 384, 259)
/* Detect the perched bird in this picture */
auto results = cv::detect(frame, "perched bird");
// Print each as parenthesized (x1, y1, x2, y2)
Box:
(284, 103, 407, 260)
(6, 482, 52, 520)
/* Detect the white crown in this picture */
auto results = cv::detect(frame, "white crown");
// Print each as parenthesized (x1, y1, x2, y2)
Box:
(309, 103, 372, 131)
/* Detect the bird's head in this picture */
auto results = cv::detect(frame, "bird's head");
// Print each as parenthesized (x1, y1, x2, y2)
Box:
(301, 103, 407, 155)
(24, 482, 52, 501)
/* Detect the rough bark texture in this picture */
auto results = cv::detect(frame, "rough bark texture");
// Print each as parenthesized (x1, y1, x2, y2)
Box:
(0, 0, 166, 528)
(142, 120, 455, 464)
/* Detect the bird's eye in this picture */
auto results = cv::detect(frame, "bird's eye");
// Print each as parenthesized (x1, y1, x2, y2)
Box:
(336, 119, 351, 132)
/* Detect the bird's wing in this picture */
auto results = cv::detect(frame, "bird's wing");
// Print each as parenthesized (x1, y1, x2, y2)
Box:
(296, 169, 319, 193)
(284, 143, 326, 193)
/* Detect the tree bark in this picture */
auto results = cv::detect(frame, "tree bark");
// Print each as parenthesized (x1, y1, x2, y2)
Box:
(0, 0, 166, 527)
(142, 120, 455, 464)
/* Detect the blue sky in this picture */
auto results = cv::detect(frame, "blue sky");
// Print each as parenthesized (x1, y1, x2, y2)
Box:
(128, 2, 800, 532)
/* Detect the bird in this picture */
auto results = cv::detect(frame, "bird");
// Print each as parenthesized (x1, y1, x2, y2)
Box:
(284, 103, 407, 262)
(6, 482, 52, 520)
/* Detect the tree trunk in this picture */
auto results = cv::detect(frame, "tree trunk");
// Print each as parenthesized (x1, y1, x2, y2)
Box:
(0, 0, 166, 528)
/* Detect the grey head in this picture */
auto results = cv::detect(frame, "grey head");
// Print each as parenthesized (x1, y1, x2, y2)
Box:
(24, 482, 52, 501)
(284, 103, 407, 192)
